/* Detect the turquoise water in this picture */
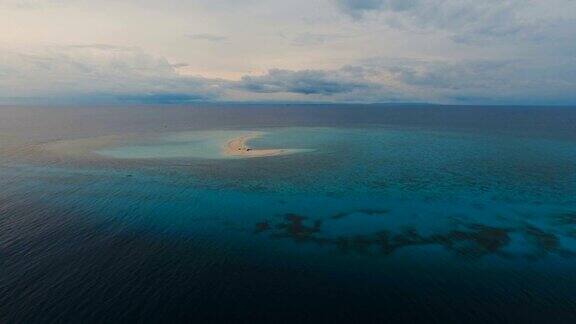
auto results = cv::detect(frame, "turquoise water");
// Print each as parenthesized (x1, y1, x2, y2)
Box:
(12, 127, 576, 257)
(2, 106, 576, 322)
(97, 130, 311, 159)
(97, 130, 245, 159)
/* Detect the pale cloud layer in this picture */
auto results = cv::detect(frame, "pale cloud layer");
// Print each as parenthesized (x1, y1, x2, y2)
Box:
(1, 0, 575, 104)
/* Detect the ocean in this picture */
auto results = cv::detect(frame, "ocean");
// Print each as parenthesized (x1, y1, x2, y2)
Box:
(1, 104, 576, 323)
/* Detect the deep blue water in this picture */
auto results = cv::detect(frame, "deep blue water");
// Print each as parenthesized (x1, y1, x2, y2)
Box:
(1, 104, 576, 323)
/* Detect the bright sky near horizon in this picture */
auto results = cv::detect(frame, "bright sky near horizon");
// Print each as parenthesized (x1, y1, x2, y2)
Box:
(1, 0, 576, 105)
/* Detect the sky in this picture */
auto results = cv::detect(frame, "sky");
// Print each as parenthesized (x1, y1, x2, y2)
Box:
(1, 0, 575, 105)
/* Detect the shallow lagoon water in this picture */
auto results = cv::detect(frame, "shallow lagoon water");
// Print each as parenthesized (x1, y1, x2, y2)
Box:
(97, 130, 244, 159)
(96, 130, 310, 160)
(1, 105, 576, 322)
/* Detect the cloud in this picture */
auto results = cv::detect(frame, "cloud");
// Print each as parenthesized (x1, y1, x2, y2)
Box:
(334, 0, 417, 19)
(0, 0, 72, 9)
(234, 57, 576, 104)
(237, 68, 380, 95)
(334, 0, 518, 24)
(2, 44, 575, 105)
(170, 62, 190, 68)
(363, 57, 576, 104)
(0, 45, 225, 104)
(186, 34, 228, 42)
(286, 32, 346, 46)
(333, 0, 576, 49)
(0, 45, 405, 104)
(115, 93, 212, 104)
(233, 67, 416, 103)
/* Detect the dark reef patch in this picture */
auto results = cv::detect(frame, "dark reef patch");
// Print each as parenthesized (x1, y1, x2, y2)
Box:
(254, 221, 270, 234)
(330, 208, 389, 219)
(273, 214, 323, 242)
(358, 208, 390, 216)
(259, 214, 522, 258)
(257, 212, 576, 260)
(555, 212, 576, 225)
(523, 225, 560, 252)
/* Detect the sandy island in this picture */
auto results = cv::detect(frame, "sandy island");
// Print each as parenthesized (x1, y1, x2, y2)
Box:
(31, 131, 303, 160)
(224, 132, 289, 158)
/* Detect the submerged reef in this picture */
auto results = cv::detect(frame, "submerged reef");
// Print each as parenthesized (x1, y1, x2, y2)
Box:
(254, 210, 576, 260)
